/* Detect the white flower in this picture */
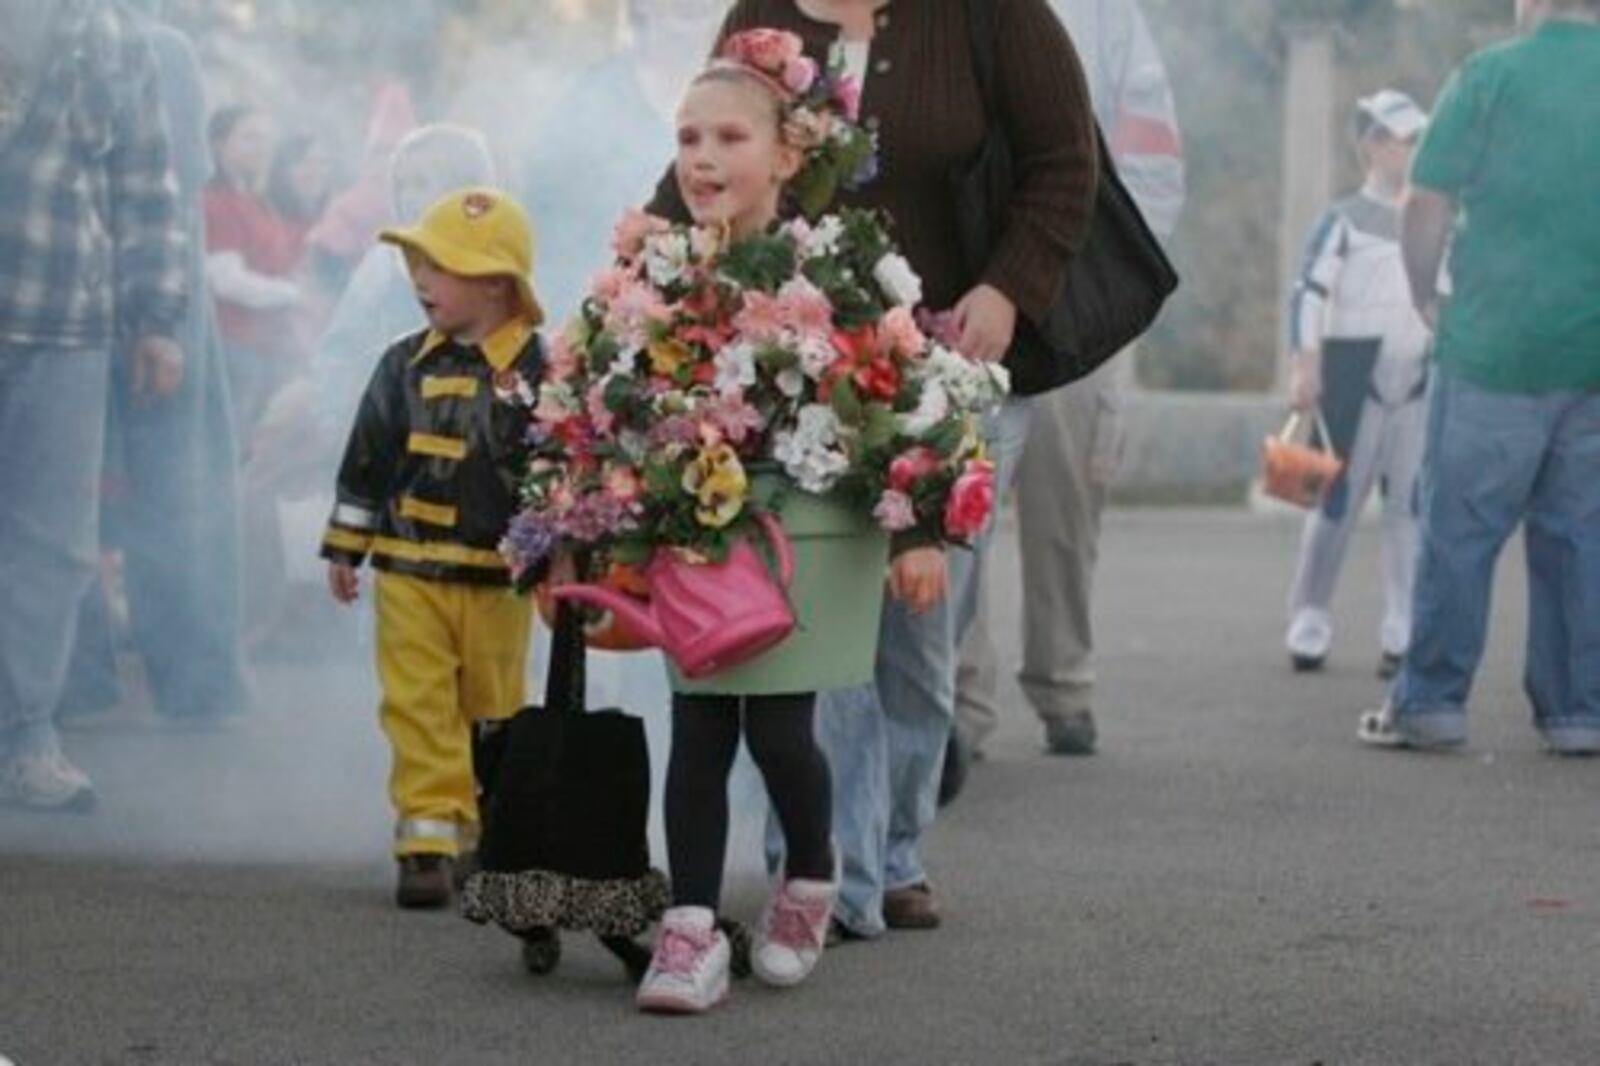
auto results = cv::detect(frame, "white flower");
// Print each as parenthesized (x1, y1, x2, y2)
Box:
(797, 334, 836, 379)
(898, 378, 950, 436)
(924, 344, 1010, 412)
(642, 231, 691, 288)
(776, 367, 806, 398)
(773, 403, 851, 494)
(873, 253, 923, 307)
(714, 342, 758, 397)
(689, 225, 721, 261)
(801, 215, 845, 259)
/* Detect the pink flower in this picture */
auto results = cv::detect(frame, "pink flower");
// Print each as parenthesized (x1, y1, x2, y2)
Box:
(604, 278, 673, 346)
(879, 306, 926, 359)
(728, 28, 804, 72)
(873, 489, 917, 532)
(704, 395, 765, 445)
(590, 265, 633, 303)
(887, 446, 943, 493)
(782, 56, 819, 95)
(833, 75, 863, 121)
(534, 386, 573, 425)
(612, 208, 669, 262)
(586, 383, 617, 436)
(546, 333, 579, 382)
(943, 460, 995, 541)
(604, 464, 642, 503)
(777, 277, 834, 339)
(916, 308, 962, 349)
(733, 290, 787, 345)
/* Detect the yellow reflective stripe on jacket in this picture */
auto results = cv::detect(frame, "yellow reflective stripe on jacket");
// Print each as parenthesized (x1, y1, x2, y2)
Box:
(398, 496, 459, 528)
(370, 536, 507, 570)
(323, 527, 374, 554)
(407, 432, 468, 461)
(420, 376, 479, 401)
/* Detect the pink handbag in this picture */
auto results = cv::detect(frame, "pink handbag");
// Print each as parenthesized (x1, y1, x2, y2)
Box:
(551, 513, 797, 679)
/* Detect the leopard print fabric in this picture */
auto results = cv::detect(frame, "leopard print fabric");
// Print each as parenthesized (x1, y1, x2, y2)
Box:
(460, 867, 670, 939)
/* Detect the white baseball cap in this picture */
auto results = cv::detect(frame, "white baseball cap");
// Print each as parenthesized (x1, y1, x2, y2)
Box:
(1355, 89, 1429, 141)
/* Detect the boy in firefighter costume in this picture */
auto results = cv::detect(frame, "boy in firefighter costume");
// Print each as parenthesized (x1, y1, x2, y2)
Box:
(321, 187, 544, 908)
(1285, 91, 1433, 678)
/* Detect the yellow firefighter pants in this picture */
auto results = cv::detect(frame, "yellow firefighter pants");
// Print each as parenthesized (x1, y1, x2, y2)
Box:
(374, 572, 532, 857)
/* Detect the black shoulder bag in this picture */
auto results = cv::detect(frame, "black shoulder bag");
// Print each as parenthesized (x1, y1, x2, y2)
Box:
(463, 599, 667, 981)
(952, 0, 1180, 396)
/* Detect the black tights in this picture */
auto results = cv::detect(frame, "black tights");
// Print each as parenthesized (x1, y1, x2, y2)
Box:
(665, 691, 833, 910)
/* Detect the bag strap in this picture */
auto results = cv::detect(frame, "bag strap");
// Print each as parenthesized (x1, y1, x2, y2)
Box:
(544, 598, 588, 718)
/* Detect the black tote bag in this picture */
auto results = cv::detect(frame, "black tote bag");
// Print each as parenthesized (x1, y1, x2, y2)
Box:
(462, 601, 667, 940)
(951, 0, 1180, 397)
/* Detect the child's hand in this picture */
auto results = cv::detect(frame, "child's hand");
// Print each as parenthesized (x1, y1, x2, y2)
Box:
(1289, 353, 1322, 411)
(327, 562, 360, 604)
(888, 547, 947, 615)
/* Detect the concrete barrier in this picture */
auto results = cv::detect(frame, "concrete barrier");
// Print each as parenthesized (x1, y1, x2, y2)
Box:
(1113, 388, 1284, 505)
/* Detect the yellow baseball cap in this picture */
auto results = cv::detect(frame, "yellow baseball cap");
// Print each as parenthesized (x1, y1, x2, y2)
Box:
(380, 186, 544, 326)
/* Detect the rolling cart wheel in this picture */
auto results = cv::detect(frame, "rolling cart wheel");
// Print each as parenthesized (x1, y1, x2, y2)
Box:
(521, 927, 562, 975)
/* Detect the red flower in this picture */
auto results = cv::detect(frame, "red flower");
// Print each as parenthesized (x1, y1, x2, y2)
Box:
(887, 446, 943, 493)
(853, 356, 901, 402)
(943, 459, 995, 541)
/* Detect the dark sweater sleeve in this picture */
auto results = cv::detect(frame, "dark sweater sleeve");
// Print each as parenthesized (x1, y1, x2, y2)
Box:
(980, 0, 1100, 325)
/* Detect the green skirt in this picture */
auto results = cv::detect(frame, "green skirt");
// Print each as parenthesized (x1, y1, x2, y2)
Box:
(669, 486, 888, 697)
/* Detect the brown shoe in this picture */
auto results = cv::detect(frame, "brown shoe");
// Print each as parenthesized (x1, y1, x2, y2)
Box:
(883, 883, 940, 930)
(395, 854, 453, 909)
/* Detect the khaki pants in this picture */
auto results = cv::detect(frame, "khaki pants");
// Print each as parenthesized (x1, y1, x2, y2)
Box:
(375, 572, 532, 857)
(956, 365, 1125, 748)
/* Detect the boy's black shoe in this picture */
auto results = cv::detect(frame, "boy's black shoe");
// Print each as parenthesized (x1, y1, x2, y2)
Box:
(396, 854, 454, 909)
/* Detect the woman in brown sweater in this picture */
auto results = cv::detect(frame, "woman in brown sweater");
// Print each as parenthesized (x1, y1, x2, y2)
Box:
(653, 0, 1098, 940)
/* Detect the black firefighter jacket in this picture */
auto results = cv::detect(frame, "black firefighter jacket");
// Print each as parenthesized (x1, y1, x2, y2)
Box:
(320, 319, 544, 586)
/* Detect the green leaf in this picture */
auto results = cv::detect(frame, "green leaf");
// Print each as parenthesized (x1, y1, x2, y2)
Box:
(830, 377, 864, 426)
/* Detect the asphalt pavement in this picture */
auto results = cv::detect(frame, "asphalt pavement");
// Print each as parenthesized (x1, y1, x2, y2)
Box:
(3, 509, 1596, 1066)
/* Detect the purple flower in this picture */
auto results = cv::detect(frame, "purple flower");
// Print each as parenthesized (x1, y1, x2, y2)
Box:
(501, 510, 557, 576)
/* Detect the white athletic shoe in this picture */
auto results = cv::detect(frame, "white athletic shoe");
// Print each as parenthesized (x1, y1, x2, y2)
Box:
(752, 876, 836, 988)
(0, 749, 97, 812)
(636, 906, 731, 1014)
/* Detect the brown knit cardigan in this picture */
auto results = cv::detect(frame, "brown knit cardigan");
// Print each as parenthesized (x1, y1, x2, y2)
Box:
(650, 0, 1098, 325)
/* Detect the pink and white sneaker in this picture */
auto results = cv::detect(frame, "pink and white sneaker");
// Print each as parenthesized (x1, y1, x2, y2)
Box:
(636, 906, 731, 1014)
(752, 876, 836, 987)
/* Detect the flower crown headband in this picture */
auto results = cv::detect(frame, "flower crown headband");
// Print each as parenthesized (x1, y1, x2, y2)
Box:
(701, 28, 880, 219)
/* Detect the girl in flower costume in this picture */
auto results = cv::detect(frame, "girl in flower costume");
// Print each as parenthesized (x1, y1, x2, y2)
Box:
(505, 30, 1007, 1014)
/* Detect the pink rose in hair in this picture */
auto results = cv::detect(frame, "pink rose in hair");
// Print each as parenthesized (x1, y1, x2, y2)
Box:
(727, 29, 804, 74)
(782, 56, 819, 95)
(943, 459, 995, 541)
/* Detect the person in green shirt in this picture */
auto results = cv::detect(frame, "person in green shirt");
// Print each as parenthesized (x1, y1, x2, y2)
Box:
(1359, 0, 1600, 753)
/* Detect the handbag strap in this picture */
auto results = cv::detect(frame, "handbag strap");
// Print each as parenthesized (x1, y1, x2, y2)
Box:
(544, 597, 588, 718)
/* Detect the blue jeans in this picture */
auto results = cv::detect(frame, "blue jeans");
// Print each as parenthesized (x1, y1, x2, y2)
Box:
(803, 397, 1033, 936)
(1392, 367, 1600, 749)
(0, 346, 112, 741)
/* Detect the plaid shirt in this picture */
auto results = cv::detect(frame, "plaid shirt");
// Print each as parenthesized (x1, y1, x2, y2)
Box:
(0, 1, 186, 349)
